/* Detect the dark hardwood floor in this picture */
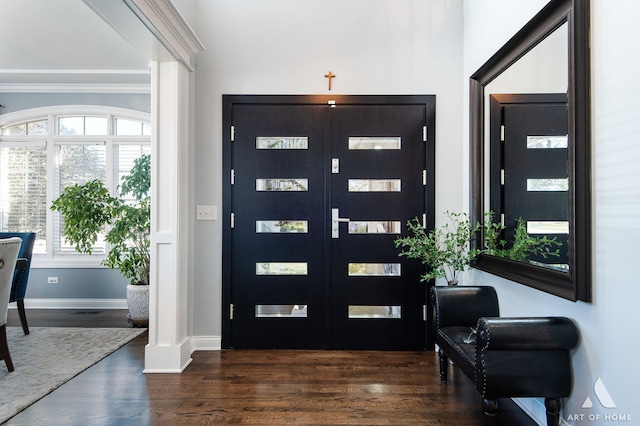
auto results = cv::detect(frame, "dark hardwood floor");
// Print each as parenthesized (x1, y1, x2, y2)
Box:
(4, 310, 538, 425)
(7, 308, 132, 329)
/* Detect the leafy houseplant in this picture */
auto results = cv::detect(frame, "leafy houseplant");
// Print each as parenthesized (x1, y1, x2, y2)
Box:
(395, 210, 563, 287)
(395, 211, 482, 285)
(51, 154, 150, 323)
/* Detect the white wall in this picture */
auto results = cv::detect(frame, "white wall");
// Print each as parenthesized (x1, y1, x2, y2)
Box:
(183, 1, 640, 423)
(464, 1, 640, 424)
(191, 0, 465, 336)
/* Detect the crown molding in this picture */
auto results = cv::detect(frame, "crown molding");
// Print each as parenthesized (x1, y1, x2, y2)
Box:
(124, 0, 204, 70)
(0, 69, 149, 75)
(84, 0, 204, 71)
(0, 83, 150, 94)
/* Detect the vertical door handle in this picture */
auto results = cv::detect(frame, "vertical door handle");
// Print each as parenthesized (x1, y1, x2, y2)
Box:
(332, 208, 350, 238)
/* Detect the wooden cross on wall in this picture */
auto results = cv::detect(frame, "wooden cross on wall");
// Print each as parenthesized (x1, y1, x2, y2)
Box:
(324, 71, 335, 90)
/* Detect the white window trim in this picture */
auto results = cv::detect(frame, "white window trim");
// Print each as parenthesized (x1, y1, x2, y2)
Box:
(34, 257, 106, 269)
(0, 105, 150, 128)
(1, 105, 150, 269)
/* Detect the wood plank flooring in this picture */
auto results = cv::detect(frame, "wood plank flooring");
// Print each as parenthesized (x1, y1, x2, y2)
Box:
(4, 310, 538, 425)
(7, 308, 132, 329)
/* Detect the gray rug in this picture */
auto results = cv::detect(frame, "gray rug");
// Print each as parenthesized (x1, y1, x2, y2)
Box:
(0, 327, 145, 423)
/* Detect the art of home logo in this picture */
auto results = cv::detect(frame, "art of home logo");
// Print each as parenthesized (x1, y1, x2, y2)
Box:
(566, 378, 632, 423)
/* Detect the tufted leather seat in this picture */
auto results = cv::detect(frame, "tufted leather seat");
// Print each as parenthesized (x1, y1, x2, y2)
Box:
(431, 285, 578, 426)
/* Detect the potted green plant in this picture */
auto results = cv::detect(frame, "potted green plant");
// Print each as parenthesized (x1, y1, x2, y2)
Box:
(395, 211, 482, 285)
(51, 154, 150, 326)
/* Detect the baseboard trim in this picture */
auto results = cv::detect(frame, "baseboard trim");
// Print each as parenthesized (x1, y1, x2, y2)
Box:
(12, 298, 128, 310)
(513, 397, 546, 426)
(144, 337, 193, 373)
(191, 335, 222, 351)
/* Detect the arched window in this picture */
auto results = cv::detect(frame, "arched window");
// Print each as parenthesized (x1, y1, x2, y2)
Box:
(0, 106, 150, 266)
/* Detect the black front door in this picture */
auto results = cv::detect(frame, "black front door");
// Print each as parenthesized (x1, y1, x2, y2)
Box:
(222, 95, 435, 350)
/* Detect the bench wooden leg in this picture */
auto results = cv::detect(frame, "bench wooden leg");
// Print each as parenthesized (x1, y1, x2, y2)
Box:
(545, 397, 561, 426)
(482, 398, 498, 426)
(437, 348, 448, 382)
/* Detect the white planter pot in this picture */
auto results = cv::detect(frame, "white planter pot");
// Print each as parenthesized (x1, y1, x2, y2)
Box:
(127, 284, 149, 327)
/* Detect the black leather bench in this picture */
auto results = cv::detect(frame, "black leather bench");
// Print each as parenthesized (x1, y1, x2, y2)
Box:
(431, 285, 578, 426)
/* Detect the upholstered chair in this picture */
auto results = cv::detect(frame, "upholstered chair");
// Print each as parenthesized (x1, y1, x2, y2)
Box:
(0, 232, 36, 335)
(1, 237, 23, 372)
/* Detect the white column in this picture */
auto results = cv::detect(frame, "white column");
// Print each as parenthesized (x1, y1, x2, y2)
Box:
(144, 60, 192, 372)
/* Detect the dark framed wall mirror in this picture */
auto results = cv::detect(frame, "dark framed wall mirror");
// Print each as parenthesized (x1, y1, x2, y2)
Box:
(469, 0, 591, 302)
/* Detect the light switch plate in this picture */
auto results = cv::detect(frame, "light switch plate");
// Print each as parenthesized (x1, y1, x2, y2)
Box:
(196, 205, 217, 221)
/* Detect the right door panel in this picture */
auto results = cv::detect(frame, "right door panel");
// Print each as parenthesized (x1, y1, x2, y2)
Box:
(329, 104, 428, 350)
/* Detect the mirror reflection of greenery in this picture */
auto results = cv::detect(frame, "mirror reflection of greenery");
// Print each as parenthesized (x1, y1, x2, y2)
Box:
(483, 211, 562, 262)
(395, 211, 562, 284)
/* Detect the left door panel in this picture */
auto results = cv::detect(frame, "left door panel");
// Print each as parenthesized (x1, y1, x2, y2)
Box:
(227, 104, 328, 348)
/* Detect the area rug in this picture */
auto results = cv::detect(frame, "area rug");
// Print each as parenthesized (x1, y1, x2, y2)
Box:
(0, 327, 145, 423)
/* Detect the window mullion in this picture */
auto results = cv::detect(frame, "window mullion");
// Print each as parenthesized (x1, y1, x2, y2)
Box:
(106, 137, 115, 193)
(46, 136, 56, 259)
(105, 133, 116, 257)
(51, 113, 57, 136)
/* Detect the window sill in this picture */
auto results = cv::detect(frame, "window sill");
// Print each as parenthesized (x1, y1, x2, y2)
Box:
(32, 258, 106, 269)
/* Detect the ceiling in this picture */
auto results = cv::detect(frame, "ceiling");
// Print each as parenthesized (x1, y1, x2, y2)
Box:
(0, 0, 151, 86)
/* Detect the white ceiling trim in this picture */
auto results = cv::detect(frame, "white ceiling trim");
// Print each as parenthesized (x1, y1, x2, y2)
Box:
(84, 0, 204, 71)
(0, 83, 151, 94)
(125, 0, 205, 70)
(0, 69, 150, 75)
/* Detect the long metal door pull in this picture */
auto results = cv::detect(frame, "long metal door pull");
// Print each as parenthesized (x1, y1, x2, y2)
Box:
(332, 208, 350, 238)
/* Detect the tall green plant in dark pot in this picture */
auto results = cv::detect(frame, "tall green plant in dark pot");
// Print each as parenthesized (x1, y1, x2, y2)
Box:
(51, 154, 150, 326)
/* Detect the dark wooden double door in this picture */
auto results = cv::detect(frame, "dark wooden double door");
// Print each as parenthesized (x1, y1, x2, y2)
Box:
(223, 95, 435, 350)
